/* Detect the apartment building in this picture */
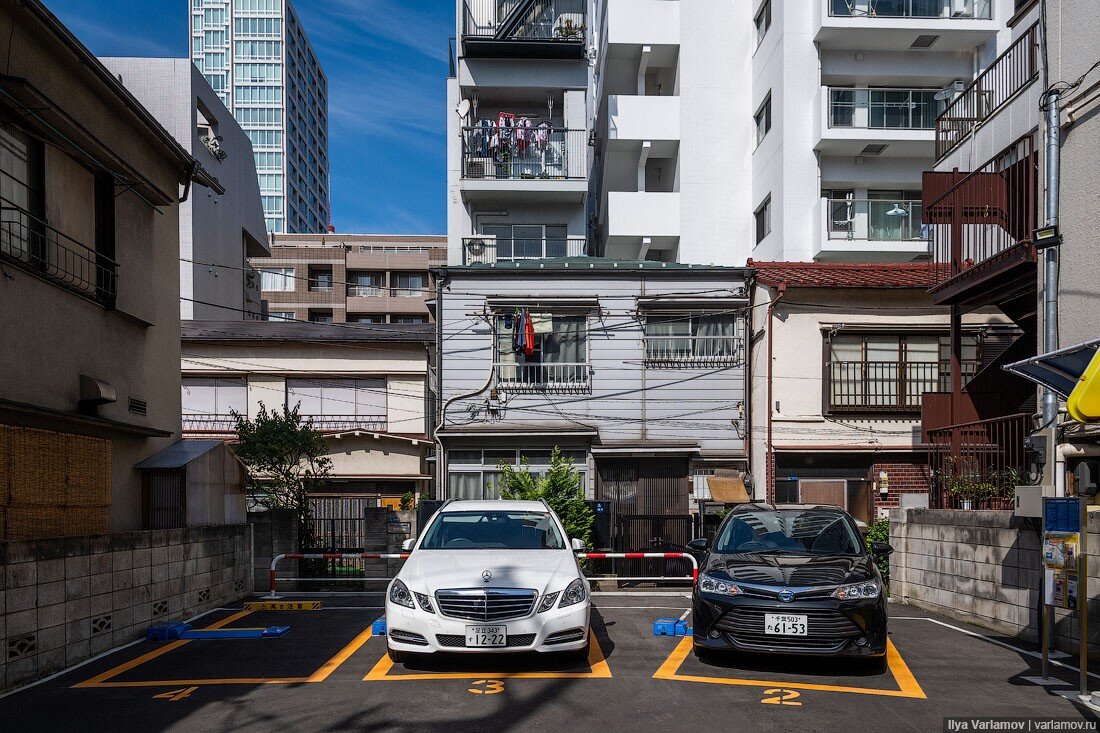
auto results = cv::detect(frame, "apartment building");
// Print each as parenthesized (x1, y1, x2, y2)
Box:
(189, 0, 329, 234)
(101, 57, 270, 320)
(436, 260, 750, 549)
(255, 233, 446, 323)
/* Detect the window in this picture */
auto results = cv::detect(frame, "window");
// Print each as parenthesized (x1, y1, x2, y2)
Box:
(286, 378, 387, 429)
(182, 377, 247, 428)
(393, 315, 428, 324)
(420, 510, 565, 550)
(827, 333, 980, 411)
(494, 313, 589, 392)
(348, 314, 385, 324)
(258, 267, 293, 291)
(266, 311, 294, 321)
(393, 272, 427, 297)
(308, 309, 333, 323)
(308, 266, 333, 291)
(754, 0, 771, 45)
(347, 271, 383, 297)
(754, 94, 772, 146)
(644, 313, 741, 366)
(754, 195, 772, 243)
(480, 224, 570, 261)
(446, 448, 587, 500)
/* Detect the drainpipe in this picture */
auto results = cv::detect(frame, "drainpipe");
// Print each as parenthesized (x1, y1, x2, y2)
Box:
(765, 283, 787, 502)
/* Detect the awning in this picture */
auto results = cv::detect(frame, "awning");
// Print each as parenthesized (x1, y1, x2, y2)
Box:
(1003, 338, 1100, 398)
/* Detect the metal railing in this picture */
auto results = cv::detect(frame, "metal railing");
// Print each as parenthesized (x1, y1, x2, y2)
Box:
(463, 236, 586, 264)
(347, 284, 384, 297)
(927, 413, 1029, 510)
(461, 125, 585, 180)
(182, 414, 238, 432)
(827, 360, 980, 411)
(826, 199, 928, 241)
(925, 136, 1038, 289)
(0, 198, 118, 306)
(303, 415, 387, 431)
(462, 0, 586, 42)
(643, 336, 744, 368)
(829, 0, 992, 18)
(495, 362, 591, 393)
(828, 88, 941, 130)
(936, 23, 1039, 158)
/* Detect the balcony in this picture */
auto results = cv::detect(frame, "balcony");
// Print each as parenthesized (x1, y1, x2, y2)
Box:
(817, 87, 937, 157)
(0, 197, 118, 307)
(496, 362, 591, 393)
(461, 0, 587, 59)
(826, 360, 979, 412)
(927, 413, 1028, 510)
(182, 414, 238, 434)
(462, 236, 586, 265)
(607, 95, 680, 147)
(816, 198, 930, 261)
(460, 125, 587, 203)
(815, 0, 998, 52)
(828, 0, 991, 18)
(302, 415, 387, 432)
(643, 335, 744, 369)
(936, 23, 1039, 159)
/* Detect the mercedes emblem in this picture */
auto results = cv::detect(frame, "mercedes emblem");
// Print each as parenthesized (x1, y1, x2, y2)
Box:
(482, 570, 493, 582)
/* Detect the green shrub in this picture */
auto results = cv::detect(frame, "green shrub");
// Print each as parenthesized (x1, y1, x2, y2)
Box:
(865, 518, 891, 587)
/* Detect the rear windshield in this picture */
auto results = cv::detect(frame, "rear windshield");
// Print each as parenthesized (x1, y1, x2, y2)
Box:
(714, 509, 862, 556)
(420, 510, 565, 550)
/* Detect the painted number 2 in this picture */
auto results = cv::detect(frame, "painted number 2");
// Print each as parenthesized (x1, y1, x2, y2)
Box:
(761, 688, 802, 706)
(154, 687, 198, 702)
(468, 679, 505, 695)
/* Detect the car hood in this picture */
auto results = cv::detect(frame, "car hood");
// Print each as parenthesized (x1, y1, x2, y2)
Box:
(399, 549, 580, 594)
(704, 552, 875, 588)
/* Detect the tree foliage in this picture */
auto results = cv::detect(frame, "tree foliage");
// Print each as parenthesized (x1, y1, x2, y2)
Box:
(497, 447, 595, 547)
(231, 403, 332, 546)
(865, 518, 891, 586)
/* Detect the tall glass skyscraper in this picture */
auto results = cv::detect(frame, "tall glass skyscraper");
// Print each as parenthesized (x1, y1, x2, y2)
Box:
(189, 0, 329, 234)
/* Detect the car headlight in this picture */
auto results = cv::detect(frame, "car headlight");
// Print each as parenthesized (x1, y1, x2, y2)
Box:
(389, 579, 414, 608)
(538, 592, 560, 613)
(558, 578, 587, 608)
(414, 592, 435, 613)
(698, 573, 744, 597)
(832, 581, 880, 600)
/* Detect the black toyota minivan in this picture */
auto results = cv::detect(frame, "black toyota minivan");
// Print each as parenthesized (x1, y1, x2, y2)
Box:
(689, 504, 892, 668)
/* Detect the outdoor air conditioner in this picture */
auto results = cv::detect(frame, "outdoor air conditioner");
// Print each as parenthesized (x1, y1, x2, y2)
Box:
(466, 157, 495, 178)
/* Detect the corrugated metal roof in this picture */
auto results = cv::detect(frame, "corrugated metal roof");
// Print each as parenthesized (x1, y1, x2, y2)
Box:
(134, 440, 223, 469)
(181, 320, 435, 343)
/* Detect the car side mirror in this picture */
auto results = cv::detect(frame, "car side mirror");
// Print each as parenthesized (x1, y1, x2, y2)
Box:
(687, 538, 709, 552)
(401, 538, 415, 552)
(570, 537, 586, 551)
(870, 541, 893, 557)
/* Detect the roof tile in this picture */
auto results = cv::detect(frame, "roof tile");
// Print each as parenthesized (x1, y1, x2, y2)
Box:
(748, 260, 946, 289)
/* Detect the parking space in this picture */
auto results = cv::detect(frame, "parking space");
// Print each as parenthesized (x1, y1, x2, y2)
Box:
(0, 598, 1096, 732)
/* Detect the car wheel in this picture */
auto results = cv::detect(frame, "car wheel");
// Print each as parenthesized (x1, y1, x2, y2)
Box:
(561, 637, 591, 665)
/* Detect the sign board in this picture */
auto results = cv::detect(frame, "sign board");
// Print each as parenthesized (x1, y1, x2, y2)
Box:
(244, 601, 321, 611)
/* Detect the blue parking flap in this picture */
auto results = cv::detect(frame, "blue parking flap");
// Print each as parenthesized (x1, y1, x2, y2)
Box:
(653, 617, 679, 636)
(675, 620, 689, 636)
(146, 622, 191, 641)
(372, 617, 387, 636)
(178, 626, 290, 640)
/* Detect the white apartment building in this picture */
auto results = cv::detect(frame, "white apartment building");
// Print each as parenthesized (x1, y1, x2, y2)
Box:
(189, 0, 329, 234)
(586, 0, 1015, 265)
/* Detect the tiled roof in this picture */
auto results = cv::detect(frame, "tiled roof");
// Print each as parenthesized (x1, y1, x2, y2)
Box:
(748, 260, 945, 289)
(181, 320, 435, 343)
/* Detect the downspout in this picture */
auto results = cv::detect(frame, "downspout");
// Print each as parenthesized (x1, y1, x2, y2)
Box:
(765, 283, 787, 502)
(179, 160, 199, 204)
(744, 273, 755, 484)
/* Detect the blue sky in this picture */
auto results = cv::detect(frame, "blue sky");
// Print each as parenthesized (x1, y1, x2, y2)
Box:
(47, 0, 452, 234)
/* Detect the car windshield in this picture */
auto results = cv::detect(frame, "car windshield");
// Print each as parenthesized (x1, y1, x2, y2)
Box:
(714, 509, 862, 556)
(420, 510, 566, 550)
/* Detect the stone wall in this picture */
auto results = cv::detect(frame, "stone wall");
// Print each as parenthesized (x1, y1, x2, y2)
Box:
(249, 509, 298, 594)
(0, 524, 252, 690)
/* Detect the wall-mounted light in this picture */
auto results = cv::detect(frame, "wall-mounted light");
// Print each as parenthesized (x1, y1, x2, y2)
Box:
(1033, 225, 1062, 251)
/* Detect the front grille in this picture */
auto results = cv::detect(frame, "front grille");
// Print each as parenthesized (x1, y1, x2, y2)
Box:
(436, 633, 537, 648)
(714, 607, 861, 653)
(545, 628, 586, 645)
(389, 629, 429, 646)
(435, 588, 538, 622)
(788, 567, 848, 586)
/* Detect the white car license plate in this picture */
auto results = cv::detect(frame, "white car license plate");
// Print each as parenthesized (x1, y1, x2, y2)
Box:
(465, 625, 507, 647)
(764, 614, 808, 636)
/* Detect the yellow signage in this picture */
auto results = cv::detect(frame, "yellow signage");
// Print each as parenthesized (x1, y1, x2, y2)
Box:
(1068, 348, 1100, 423)
(244, 601, 321, 611)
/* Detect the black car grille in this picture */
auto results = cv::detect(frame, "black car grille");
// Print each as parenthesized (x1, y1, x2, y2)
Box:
(715, 607, 862, 652)
(389, 629, 429, 646)
(545, 628, 587, 645)
(436, 633, 537, 648)
(435, 588, 538, 622)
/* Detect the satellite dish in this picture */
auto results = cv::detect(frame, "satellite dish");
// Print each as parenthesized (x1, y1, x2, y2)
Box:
(456, 99, 472, 118)
(933, 88, 954, 101)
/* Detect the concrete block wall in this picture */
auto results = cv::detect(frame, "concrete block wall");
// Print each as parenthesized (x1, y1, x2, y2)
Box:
(250, 509, 298, 593)
(0, 524, 252, 690)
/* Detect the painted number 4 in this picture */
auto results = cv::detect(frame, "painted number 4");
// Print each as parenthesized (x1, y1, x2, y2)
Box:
(154, 687, 198, 702)
(761, 688, 802, 706)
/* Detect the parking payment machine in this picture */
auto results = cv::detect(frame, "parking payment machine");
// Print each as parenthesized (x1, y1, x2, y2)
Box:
(1041, 496, 1089, 697)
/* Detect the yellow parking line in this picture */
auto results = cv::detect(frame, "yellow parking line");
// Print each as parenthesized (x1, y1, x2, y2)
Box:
(308, 626, 374, 682)
(364, 631, 612, 681)
(652, 637, 926, 699)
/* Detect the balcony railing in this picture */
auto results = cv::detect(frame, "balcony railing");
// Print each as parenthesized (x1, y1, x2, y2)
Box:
(828, 88, 941, 130)
(925, 136, 1038, 290)
(927, 413, 1029, 510)
(303, 415, 387, 431)
(829, 0, 992, 18)
(826, 199, 928, 242)
(462, 0, 586, 43)
(463, 236, 586, 264)
(644, 336, 744, 368)
(182, 414, 238, 433)
(496, 362, 591, 393)
(347, 284, 384, 297)
(827, 360, 979, 412)
(461, 125, 585, 180)
(936, 23, 1039, 158)
(0, 197, 118, 306)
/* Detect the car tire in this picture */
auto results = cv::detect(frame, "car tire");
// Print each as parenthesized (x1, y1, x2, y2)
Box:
(561, 638, 591, 665)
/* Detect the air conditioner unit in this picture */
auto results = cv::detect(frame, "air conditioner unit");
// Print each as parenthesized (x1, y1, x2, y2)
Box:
(466, 157, 495, 178)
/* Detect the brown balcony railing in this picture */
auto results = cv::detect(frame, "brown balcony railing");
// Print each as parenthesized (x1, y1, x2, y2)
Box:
(927, 413, 1029, 509)
(936, 23, 1039, 159)
(827, 360, 979, 412)
(0, 197, 118, 306)
(924, 135, 1038, 290)
(463, 236, 586, 264)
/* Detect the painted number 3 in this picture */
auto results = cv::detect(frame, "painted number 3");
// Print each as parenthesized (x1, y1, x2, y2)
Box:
(761, 688, 802, 706)
(469, 679, 505, 695)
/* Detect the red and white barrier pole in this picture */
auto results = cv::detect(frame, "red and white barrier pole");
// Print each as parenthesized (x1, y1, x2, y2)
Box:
(268, 552, 410, 598)
(575, 551, 699, 581)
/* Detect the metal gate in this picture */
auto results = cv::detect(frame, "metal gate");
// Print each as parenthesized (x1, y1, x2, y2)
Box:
(614, 514, 695, 579)
(144, 469, 185, 530)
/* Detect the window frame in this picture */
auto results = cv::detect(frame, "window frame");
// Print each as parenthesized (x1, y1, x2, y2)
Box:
(754, 93, 772, 147)
(754, 195, 772, 243)
(446, 448, 588, 501)
(492, 312, 591, 393)
(643, 312, 743, 368)
(754, 0, 772, 46)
